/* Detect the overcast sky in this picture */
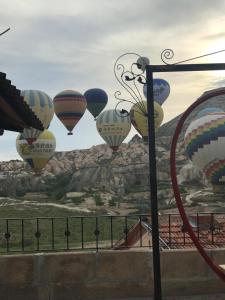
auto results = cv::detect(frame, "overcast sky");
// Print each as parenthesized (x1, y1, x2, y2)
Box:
(1, 0, 225, 160)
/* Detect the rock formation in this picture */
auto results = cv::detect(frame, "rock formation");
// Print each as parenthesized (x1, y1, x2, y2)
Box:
(1, 90, 225, 213)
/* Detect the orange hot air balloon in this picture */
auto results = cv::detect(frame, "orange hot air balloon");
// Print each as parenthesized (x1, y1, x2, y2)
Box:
(53, 90, 87, 135)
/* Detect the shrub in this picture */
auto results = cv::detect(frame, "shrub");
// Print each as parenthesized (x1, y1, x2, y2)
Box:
(108, 198, 116, 207)
(94, 194, 104, 206)
(45, 171, 72, 200)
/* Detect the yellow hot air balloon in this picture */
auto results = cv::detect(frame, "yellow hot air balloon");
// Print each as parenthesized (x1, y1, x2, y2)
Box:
(16, 130, 56, 174)
(130, 101, 164, 141)
(21, 90, 54, 144)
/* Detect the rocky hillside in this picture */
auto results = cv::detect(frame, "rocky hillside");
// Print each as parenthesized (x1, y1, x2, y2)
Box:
(0, 134, 208, 215)
(1, 88, 225, 215)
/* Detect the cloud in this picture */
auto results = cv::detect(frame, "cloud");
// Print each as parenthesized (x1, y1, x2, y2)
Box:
(203, 32, 225, 41)
(1, 0, 225, 160)
(206, 78, 225, 89)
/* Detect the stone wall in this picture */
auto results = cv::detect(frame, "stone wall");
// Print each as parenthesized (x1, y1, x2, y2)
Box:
(0, 249, 224, 300)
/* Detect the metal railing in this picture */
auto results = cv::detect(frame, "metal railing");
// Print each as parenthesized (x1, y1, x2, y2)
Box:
(0, 212, 224, 254)
(160, 212, 225, 249)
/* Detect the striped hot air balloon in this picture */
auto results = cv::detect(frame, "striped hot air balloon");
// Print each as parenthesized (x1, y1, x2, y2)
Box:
(84, 88, 108, 119)
(196, 107, 224, 118)
(16, 130, 56, 174)
(130, 101, 164, 141)
(96, 109, 131, 152)
(184, 113, 225, 192)
(53, 90, 87, 135)
(21, 90, 54, 144)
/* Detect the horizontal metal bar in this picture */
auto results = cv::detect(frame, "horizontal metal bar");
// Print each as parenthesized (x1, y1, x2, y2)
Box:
(147, 63, 225, 73)
(0, 214, 151, 221)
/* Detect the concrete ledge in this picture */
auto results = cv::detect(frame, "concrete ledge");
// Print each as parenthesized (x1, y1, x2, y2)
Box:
(0, 249, 224, 300)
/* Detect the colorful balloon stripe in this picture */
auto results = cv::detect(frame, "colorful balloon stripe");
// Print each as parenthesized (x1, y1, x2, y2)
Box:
(53, 97, 86, 102)
(205, 159, 225, 178)
(185, 117, 225, 159)
(185, 116, 225, 144)
(53, 90, 87, 134)
(205, 160, 225, 184)
(57, 112, 84, 117)
(184, 111, 225, 187)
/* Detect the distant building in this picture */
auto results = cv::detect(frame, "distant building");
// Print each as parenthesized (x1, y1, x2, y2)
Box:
(128, 134, 143, 144)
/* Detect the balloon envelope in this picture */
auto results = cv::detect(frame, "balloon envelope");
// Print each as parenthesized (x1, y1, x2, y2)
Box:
(53, 90, 87, 135)
(196, 107, 224, 118)
(143, 78, 170, 105)
(84, 88, 108, 119)
(21, 90, 54, 144)
(137, 56, 150, 72)
(130, 101, 164, 141)
(16, 130, 56, 174)
(96, 109, 131, 152)
(184, 113, 225, 188)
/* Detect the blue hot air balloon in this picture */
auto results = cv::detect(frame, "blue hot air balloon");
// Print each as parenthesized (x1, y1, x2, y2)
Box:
(84, 88, 108, 119)
(143, 78, 170, 105)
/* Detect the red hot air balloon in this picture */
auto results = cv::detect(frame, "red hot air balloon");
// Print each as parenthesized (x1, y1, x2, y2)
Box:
(53, 90, 87, 135)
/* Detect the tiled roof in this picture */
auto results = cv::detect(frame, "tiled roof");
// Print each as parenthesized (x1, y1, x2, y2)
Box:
(0, 72, 44, 132)
(114, 214, 225, 250)
(159, 218, 225, 250)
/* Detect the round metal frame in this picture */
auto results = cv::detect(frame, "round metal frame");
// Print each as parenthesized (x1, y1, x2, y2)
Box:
(170, 87, 225, 282)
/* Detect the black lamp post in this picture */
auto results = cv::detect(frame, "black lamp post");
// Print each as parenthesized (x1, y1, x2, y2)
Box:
(114, 49, 225, 300)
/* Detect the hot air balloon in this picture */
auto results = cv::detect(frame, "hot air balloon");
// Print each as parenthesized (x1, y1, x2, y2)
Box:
(96, 109, 131, 152)
(84, 88, 108, 120)
(21, 90, 54, 144)
(16, 129, 56, 174)
(53, 90, 87, 135)
(143, 78, 170, 105)
(130, 101, 164, 141)
(184, 113, 225, 192)
(136, 56, 150, 72)
(196, 107, 224, 118)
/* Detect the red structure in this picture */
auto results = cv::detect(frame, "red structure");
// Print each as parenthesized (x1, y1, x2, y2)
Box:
(170, 88, 225, 281)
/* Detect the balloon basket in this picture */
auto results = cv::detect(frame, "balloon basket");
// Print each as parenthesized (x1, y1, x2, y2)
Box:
(27, 138, 36, 145)
(67, 132, 73, 135)
(111, 146, 119, 153)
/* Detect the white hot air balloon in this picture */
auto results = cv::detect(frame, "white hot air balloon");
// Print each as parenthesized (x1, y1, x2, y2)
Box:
(184, 112, 225, 192)
(96, 109, 131, 152)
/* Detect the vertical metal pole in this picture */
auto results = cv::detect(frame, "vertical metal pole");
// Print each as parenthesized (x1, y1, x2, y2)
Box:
(146, 65, 162, 300)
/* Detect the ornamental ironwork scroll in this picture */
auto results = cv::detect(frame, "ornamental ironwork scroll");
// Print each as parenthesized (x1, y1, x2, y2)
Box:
(113, 52, 147, 117)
